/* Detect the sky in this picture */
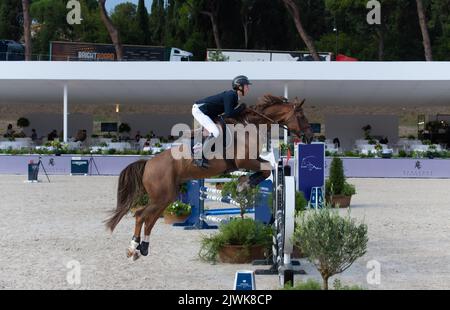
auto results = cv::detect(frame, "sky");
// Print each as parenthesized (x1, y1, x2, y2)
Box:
(106, 0, 154, 12)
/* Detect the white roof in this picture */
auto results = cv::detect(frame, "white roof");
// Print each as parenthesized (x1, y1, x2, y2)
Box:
(1, 61, 450, 106)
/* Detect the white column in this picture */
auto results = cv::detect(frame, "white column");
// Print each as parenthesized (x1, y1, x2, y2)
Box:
(63, 84, 68, 143)
(284, 83, 289, 144)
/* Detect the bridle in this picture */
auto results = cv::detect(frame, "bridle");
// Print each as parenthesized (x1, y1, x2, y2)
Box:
(247, 104, 312, 139)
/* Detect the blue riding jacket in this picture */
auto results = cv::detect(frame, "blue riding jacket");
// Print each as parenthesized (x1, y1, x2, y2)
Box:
(196, 90, 244, 118)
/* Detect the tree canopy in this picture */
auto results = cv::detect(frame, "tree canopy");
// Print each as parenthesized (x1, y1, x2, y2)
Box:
(4, 0, 449, 60)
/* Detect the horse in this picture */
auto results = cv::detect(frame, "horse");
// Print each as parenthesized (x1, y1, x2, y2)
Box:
(105, 94, 314, 260)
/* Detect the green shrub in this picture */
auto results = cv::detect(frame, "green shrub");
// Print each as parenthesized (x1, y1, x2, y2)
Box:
(332, 279, 364, 290)
(283, 278, 364, 290)
(199, 218, 272, 263)
(295, 191, 308, 213)
(283, 279, 322, 290)
(398, 150, 407, 158)
(328, 157, 345, 194)
(164, 201, 191, 217)
(294, 206, 368, 290)
(342, 183, 356, 196)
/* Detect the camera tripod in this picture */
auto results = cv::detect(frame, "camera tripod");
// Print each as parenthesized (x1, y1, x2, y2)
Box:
(33, 156, 50, 183)
(88, 154, 100, 175)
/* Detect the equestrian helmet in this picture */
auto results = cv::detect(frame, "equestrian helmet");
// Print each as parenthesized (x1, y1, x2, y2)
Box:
(232, 75, 252, 90)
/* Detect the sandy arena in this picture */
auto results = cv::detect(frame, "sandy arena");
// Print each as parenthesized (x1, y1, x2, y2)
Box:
(0, 174, 449, 290)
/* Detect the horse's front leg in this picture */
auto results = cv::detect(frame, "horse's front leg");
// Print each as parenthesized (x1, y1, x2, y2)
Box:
(235, 158, 272, 192)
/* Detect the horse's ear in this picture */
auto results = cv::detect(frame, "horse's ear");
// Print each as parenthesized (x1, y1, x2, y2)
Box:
(299, 99, 306, 107)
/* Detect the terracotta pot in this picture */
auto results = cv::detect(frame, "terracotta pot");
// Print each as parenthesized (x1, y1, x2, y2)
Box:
(163, 213, 190, 224)
(326, 195, 352, 208)
(218, 245, 266, 264)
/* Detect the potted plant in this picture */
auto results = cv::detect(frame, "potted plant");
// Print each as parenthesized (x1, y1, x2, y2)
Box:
(16, 117, 30, 138)
(362, 125, 372, 140)
(163, 200, 191, 224)
(325, 157, 356, 208)
(118, 123, 131, 139)
(294, 205, 368, 290)
(199, 218, 272, 264)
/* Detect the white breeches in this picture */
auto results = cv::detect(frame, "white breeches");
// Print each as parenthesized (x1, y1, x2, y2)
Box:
(192, 104, 220, 138)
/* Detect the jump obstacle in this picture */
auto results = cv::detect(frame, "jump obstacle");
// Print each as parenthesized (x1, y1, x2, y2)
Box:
(176, 141, 327, 285)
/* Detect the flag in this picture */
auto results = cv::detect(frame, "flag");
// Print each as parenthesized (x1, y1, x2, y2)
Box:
(336, 54, 358, 61)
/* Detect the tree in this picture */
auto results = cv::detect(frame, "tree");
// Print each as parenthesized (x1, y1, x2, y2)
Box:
(98, 0, 123, 60)
(149, 0, 166, 45)
(30, 0, 68, 56)
(111, 2, 140, 44)
(416, 0, 433, 61)
(0, 0, 23, 41)
(295, 207, 368, 290)
(21, 0, 32, 60)
(137, 0, 151, 45)
(239, 0, 255, 49)
(281, 0, 320, 60)
(199, 0, 222, 49)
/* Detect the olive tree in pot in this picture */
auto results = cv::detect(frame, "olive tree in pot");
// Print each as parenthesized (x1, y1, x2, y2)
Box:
(326, 157, 356, 208)
(294, 205, 368, 290)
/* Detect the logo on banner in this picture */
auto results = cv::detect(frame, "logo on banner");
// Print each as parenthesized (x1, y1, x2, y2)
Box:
(300, 156, 323, 171)
(403, 160, 432, 177)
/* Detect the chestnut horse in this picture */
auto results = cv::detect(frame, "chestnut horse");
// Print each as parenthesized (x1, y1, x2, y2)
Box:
(105, 95, 313, 260)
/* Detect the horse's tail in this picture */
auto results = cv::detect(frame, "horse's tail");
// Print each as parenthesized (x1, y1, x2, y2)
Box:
(105, 159, 147, 232)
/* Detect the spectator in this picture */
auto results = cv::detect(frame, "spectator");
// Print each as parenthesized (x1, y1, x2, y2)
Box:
(4, 124, 14, 137)
(333, 137, 340, 149)
(143, 140, 151, 151)
(74, 129, 87, 142)
(31, 129, 38, 141)
(135, 131, 142, 142)
(47, 129, 58, 141)
(379, 136, 389, 144)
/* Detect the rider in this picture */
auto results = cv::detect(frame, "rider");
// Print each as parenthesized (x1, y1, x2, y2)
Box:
(191, 75, 251, 168)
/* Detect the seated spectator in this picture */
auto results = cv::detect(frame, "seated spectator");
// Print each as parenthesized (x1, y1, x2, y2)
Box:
(31, 129, 38, 141)
(4, 124, 14, 137)
(379, 136, 389, 144)
(143, 140, 151, 151)
(135, 131, 142, 142)
(47, 129, 58, 141)
(74, 129, 87, 142)
(333, 137, 340, 149)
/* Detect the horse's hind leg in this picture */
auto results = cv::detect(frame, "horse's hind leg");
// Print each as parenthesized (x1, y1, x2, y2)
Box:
(127, 214, 145, 261)
(138, 193, 178, 256)
(139, 212, 160, 256)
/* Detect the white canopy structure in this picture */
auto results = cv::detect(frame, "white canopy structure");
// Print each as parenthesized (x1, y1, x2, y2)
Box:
(1, 61, 450, 142)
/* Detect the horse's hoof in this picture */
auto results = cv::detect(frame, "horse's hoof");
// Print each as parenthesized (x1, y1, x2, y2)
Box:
(140, 242, 149, 256)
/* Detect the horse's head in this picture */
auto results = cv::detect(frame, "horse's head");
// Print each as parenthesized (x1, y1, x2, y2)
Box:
(252, 94, 314, 144)
(289, 97, 314, 144)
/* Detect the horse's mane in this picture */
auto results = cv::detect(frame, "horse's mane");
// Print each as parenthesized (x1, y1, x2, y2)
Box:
(254, 94, 287, 111)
